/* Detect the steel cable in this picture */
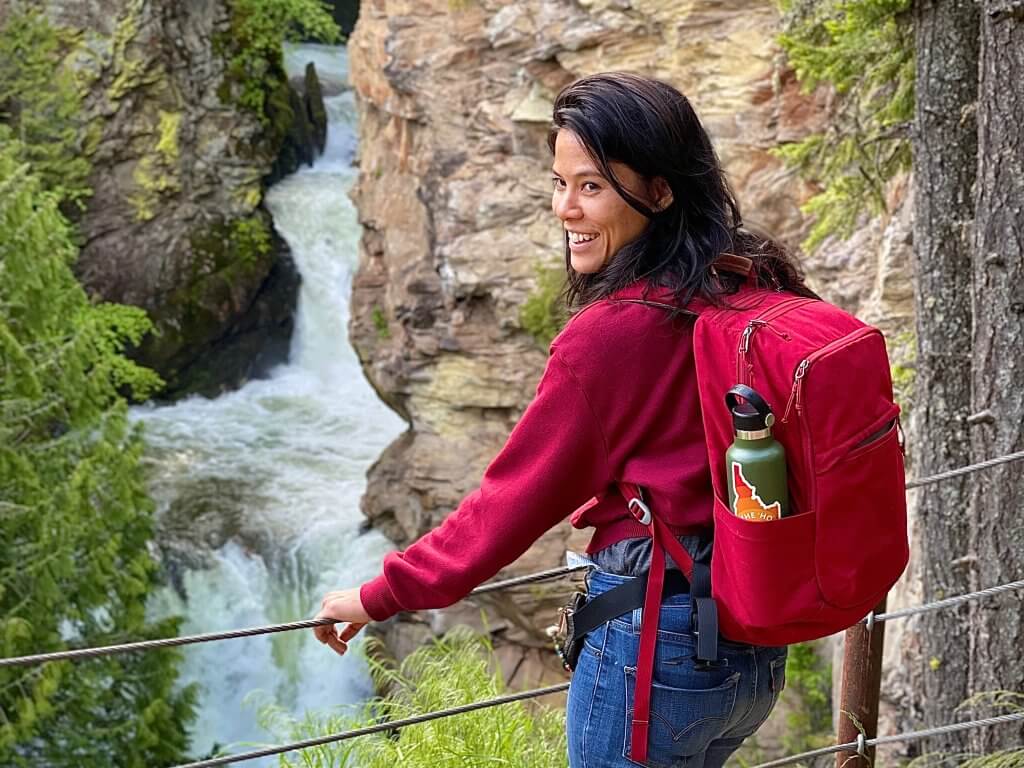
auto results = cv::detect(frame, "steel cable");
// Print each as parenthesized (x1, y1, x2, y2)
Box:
(868, 580, 1024, 625)
(1, 450, 1021, 669)
(0, 565, 589, 669)
(750, 711, 1024, 768)
(905, 449, 1024, 490)
(172, 682, 571, 768)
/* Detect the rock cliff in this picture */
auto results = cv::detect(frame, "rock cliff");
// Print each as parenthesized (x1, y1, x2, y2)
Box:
(37, 0, 326, 396)
(346, 0, 914, 698)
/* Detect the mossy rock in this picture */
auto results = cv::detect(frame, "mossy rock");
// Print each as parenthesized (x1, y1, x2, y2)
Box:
(135, 212, 285, 390)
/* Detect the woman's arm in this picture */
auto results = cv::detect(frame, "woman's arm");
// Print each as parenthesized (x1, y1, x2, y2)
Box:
(314, 345, 612, 654)
(360, 348, 611, 619)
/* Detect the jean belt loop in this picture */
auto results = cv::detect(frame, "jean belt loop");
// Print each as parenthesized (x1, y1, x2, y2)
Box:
(632, 606, 644, 634)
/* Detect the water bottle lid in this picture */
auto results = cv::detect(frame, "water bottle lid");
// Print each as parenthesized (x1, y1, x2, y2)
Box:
(725, 385, 775, 432)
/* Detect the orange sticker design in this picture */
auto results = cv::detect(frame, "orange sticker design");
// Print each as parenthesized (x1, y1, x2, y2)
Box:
(732, 462, 782, 522)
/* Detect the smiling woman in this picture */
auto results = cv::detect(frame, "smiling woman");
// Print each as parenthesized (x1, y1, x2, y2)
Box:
(314, 72, 817, 768)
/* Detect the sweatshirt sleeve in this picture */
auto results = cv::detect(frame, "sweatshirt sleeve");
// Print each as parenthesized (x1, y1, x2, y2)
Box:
(359, 349, 611, 621)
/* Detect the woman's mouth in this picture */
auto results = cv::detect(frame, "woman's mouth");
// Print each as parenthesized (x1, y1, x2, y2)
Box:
(568, 231, 599, 248)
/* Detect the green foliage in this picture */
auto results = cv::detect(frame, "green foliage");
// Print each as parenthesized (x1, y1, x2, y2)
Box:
(0, 130, 194, 766)
(781, 642, 833, 755)
(266, 629, 567, 768)
(520, 263, 569, 348)
(371, 306, 391, 340)
(775, 0, 914, 252)
(219, 0, 340, 121)
(191, 213, 274, 271)
(0, 7, 94, 209)
(889, 329, 916, 417)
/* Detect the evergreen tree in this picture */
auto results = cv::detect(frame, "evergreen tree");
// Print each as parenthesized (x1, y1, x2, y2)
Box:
(0, 128, 195, 767)
(0, 6, 93, 211)
(776, 0, 913, 252)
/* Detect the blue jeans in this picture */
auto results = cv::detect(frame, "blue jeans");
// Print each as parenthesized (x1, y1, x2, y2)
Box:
(566, 570, 788, 768)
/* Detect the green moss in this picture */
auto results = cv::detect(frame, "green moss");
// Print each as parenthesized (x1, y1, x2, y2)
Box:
(190, 214, 273, 272)
(519, 262, 568, 348)
(371, 306, 391, 340)
(140, 213, 275, 365)
(228, 215, 273, 266)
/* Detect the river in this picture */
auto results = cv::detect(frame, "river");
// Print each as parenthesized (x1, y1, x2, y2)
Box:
(133, 43, 405, 763)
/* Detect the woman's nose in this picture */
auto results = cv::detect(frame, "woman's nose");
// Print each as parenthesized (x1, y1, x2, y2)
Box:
(553, 190, 582, 221)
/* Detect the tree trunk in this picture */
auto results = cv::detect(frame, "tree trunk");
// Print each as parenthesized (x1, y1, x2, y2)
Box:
(910, 0, 979, 754)
(969, 0, 1024, 753)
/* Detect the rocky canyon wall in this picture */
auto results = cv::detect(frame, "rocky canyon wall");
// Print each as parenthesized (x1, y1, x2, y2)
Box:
(29, 0, 327, 396)
(346, 0, 916, 718)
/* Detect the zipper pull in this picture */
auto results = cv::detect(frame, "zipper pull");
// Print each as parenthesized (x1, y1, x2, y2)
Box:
(740, 324, 754, 354)
(736, 321, 762, 384)
(739, 321, 762, 355)
(781, 359, 809, 423)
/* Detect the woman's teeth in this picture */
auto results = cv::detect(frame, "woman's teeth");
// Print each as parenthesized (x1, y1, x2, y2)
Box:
(569, 232, 598, 244)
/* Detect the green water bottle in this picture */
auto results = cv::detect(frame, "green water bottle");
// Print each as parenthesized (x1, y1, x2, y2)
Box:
(724, 384, 789, 521)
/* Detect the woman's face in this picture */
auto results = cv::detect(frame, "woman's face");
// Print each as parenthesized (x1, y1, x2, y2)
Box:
(551, 130, 661, 274)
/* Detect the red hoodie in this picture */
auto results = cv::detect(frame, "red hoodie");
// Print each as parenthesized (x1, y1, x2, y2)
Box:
(359, 282, 714, 621)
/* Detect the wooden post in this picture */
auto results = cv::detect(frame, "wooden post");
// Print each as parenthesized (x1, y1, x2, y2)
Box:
(835, 597, 887, 768)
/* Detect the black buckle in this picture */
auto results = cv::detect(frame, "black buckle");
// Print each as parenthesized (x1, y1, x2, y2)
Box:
(691, 595, 723, 670)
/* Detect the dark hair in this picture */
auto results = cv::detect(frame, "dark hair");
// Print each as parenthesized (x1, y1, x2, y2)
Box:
(548, 72, 817, 309)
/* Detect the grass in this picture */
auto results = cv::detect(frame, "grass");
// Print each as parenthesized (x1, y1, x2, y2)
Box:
(263, 629, 568, 768)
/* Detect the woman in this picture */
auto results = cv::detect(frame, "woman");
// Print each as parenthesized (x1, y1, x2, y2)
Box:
(314, 72, 816, 767)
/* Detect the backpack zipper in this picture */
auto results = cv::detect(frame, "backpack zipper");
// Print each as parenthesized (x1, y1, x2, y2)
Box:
(781, 326, 880, 424)
(735, 297, 814, 384)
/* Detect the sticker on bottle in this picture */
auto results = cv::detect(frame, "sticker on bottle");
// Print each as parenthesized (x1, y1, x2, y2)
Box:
(731, 462, 783, 522)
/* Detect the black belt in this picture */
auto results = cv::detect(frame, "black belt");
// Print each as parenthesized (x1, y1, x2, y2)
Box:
(572, 569, 691, 638)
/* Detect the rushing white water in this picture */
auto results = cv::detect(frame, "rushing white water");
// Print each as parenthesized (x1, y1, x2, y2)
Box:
(135, 44, 405, 762)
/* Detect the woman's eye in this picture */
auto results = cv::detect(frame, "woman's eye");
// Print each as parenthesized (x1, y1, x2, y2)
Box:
(552, 177, 565, 189)
(583, 182, 600, 192)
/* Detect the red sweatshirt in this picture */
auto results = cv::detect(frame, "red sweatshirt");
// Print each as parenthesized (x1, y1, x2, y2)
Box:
(359, 282, 714, 621)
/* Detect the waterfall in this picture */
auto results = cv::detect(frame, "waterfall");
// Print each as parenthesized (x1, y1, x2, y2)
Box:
(135, 43, 405, 762)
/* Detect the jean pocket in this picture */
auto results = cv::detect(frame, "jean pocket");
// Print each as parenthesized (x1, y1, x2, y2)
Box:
(622, 666, 740, 768)
(581, 622, 608, 658)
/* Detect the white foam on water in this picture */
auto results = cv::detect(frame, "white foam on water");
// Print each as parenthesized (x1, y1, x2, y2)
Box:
(135, 44, 405, 763)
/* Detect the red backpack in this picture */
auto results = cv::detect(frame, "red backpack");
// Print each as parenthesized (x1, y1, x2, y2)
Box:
(617, 275, 909, 764)
(691, 287, 909, 644)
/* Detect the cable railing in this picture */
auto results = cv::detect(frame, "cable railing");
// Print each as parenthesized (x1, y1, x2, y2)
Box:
(166, 576, 1024, 768)
(0, 564, 589, 669)
(1, 450, 1021, 767)
(4, 450, 1021, 671)
(750, 712, 1024, 768)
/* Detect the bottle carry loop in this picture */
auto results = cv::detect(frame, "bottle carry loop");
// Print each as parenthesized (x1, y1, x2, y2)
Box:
(616, 481, 720, 764)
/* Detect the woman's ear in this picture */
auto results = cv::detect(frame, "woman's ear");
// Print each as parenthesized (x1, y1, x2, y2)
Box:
(651, 177, 673, 211)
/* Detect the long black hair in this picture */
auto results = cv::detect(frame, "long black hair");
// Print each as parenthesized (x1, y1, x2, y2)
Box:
(549, 72, 817, 309)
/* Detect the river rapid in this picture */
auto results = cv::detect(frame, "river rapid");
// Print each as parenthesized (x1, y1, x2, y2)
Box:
(133, 44, 405, 763)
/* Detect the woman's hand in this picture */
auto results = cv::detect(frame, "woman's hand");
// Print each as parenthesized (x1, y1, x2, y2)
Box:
(313, 587, 372, 657)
